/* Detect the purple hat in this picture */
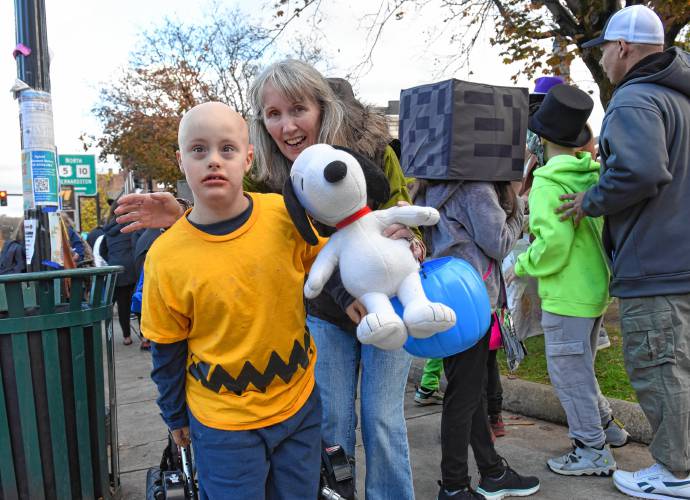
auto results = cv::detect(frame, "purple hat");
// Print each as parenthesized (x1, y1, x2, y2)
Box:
(529, 76, 565, 108)
(533, 76, 565, 95)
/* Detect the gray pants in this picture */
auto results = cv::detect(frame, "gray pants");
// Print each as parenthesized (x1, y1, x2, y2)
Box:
(542, 311, 612, 447)
(620, 293, 690, 472)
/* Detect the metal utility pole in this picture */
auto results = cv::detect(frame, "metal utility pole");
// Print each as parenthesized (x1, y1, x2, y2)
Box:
(14, 0, 60, 271)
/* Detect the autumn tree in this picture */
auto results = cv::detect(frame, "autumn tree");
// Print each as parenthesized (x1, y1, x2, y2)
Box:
(269, 0, 689, 105)
(78, 172, 114, 232)
(90, 8, 323, 190)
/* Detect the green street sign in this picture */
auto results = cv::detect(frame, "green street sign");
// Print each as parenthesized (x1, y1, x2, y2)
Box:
(58, 154, 97, 196)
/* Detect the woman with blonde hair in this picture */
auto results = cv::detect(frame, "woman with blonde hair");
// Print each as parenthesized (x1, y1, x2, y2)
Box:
(249, 60, 420, 498)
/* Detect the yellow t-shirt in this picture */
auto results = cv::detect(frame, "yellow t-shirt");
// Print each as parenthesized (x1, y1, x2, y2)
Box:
(142, 192, 324, 430)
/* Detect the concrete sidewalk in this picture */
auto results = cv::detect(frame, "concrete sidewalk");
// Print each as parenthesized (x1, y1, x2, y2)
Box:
(112, 318, 652, 499)
(409, 358, 653, 445)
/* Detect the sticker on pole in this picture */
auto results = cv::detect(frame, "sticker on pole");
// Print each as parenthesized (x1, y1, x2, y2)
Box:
(24, 219, 37, 266)
(19, 90, 56, 150)
(22, 149, 60, 209)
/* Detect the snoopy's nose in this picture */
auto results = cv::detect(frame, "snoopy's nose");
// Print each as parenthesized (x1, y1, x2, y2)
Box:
(324, 161, 347, 183)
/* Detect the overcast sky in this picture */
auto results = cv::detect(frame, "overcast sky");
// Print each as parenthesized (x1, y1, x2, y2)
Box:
(0, 0, 604, 216)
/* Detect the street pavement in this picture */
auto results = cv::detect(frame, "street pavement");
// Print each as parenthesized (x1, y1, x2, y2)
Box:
(112, 316, 650, 499)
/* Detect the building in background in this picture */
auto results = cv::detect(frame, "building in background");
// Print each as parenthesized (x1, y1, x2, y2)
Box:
(374, 100, 400, 139)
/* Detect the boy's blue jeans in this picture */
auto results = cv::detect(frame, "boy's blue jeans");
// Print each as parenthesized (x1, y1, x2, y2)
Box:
(307, 315, 414, 500)
(189, 387, 321, 500)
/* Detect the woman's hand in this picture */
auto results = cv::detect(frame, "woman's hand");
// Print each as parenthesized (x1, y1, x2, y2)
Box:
(381, 201, 425, 261)
(114, 192, 185, 233)
(382, 223, 414, 240)
(345, 299, 367, 324)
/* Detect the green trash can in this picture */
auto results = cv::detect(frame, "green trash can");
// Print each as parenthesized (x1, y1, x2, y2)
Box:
(0, 266, 123, 500)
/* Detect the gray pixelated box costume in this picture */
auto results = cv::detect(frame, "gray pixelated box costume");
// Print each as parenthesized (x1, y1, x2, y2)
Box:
(399, 79, 528, 181)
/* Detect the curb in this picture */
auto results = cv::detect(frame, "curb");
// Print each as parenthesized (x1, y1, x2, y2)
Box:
(408, 357, 652, 444)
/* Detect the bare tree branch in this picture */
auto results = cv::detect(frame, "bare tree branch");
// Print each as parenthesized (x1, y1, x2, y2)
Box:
(349, 0, 413, 76)
(259, 0, 324, 54)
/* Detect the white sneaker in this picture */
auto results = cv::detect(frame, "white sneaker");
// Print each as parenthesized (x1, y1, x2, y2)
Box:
(613, 463, 690, 499)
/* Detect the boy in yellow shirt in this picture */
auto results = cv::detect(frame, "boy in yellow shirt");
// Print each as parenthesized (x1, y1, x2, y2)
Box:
(142, 102, 324, 499)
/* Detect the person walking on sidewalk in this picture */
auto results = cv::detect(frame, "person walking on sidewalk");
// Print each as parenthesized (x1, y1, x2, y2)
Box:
(101, 200, 138, 345)
(415, 175, 540, 499)
(507, 84, 629, 478)
(557, 5, 690, 499)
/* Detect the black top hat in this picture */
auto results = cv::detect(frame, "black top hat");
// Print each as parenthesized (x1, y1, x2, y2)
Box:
(528, 84, 594, 148)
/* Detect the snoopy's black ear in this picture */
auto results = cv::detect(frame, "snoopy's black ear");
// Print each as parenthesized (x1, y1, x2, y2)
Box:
(332, 145, 390, 206)
(283, 176, 319, 245)
(312, 220, 337, 238)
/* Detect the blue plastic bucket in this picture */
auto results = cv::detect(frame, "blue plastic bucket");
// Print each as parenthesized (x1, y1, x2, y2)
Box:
(392, 256, 491, 358)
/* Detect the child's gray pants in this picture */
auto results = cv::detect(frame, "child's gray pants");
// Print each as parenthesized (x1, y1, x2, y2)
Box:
(541, 311, 611, 447)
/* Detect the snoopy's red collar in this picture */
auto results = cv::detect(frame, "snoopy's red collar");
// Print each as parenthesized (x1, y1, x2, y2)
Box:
(335, 207, 372, 230)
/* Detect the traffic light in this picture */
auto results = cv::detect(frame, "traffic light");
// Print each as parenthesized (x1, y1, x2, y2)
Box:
(0, 191, 7, 207)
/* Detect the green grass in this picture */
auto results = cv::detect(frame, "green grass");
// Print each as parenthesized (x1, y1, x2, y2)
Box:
(496, 324, 638, 403)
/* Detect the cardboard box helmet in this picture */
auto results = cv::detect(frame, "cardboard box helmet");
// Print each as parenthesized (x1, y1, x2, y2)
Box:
(399, 79, 528, 181)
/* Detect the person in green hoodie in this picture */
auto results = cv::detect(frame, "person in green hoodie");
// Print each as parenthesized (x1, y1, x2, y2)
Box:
(506, 84, 628, 477)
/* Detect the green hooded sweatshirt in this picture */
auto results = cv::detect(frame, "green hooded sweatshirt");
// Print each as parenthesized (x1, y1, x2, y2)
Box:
(514, 152, 610, 318)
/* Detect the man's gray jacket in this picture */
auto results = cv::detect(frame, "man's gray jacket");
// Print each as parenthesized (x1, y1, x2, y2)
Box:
(582, 47, 690, 298)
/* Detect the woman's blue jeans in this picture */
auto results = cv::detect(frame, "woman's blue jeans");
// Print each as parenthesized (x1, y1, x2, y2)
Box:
(307, 315, 414, 500)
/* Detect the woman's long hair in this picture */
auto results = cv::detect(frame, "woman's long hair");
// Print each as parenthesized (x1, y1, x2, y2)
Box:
(412, 178, 518, 220)
(248, 59, 346, 192)
(248, 59, 391, 192)
(495, 181, 518, 219)
(327, 77, 391, 167)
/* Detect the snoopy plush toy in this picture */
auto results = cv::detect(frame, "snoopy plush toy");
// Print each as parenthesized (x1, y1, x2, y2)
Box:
(283, 143, 456, 350)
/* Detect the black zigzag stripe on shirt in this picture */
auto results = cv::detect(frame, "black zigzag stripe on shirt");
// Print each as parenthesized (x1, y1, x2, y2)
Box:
(188, 331, 312, 395)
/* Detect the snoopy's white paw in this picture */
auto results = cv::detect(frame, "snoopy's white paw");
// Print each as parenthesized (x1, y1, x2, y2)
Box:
(403, 301, 456, 338)
(425, 208, 440, 225)
(303, 280, 322, 299)
(356, 313, 407, 350)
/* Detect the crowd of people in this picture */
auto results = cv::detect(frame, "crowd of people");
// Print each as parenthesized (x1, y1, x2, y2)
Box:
(4, 4, 686, 500)
(0, 198, 158, 351)
(0, 212, 90, 273)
